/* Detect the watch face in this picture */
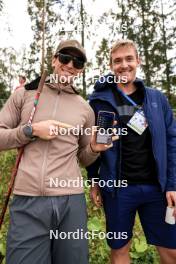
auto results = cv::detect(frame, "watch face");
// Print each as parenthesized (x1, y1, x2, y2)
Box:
(23, 124, 33, 138)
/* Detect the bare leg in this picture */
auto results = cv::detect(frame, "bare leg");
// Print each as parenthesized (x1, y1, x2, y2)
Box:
(156, 246, 176, 264)
(110, 240, 131, 264)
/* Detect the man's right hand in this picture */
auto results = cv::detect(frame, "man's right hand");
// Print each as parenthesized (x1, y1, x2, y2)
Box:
(32, 120, 73, 140)
(90, 183, 102, 208)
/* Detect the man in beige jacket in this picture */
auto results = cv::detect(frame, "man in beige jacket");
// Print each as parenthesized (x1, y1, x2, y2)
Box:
(0, 40, 117, 264)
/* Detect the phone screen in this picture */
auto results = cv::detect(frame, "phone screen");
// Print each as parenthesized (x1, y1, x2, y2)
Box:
(96, 111, 115, 144)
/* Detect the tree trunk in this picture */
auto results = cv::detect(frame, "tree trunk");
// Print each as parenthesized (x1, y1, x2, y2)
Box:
(41, 0, 46, 73)
(141, 0, 151, 86)
(161, 0, 171, 100)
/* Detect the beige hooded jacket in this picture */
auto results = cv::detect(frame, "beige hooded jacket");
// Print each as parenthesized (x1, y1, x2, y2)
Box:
(0, 82, 99, 196)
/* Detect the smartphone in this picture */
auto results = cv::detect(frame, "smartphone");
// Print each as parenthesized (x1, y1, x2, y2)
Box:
(96, 111, 115, 144)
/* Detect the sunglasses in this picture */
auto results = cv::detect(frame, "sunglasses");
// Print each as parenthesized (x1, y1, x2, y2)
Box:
(57, 52, 85, 69)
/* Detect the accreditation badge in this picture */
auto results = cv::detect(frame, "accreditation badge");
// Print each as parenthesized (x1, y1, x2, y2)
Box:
(127, 109, 148, 135)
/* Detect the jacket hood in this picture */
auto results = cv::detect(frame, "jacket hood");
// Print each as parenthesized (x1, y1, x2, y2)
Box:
(89, 74, 146, 101)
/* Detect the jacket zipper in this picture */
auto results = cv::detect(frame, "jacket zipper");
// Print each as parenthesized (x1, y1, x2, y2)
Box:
(143, 98, 161, 190)
(114, 111, 122, 197)
(40, 90, 61, 195)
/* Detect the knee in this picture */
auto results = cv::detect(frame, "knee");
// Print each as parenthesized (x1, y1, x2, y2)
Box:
(111, 241, 131, 257)
(157, 246, 176, 263)
(164, 249, 176, 261)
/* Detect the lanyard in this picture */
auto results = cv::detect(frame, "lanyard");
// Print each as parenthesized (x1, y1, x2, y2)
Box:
(116, 86, 140, 109)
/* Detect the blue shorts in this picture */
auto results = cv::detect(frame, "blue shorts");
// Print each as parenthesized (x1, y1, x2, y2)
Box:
(101, 184, 176, 249)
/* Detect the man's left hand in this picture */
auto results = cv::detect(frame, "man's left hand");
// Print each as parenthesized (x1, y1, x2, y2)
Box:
(90, 125, 119, 153)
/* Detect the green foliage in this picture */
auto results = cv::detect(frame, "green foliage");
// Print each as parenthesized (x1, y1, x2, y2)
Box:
(130, 215, 160, 264)
(0, 81, 8, 95)
(0, 47, 18, 90)
(85, 178, 110, 263)
(0, 150, 16, 264)
(0, 83, 10, 109)
(27, 0, 58, 76)
(170, 95, 176, 110)
(0, 0, 3, 12)
(96, 38, 110, 73)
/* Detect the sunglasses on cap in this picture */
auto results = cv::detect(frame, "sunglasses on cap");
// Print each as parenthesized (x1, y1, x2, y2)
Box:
(57, 52, 85, 69)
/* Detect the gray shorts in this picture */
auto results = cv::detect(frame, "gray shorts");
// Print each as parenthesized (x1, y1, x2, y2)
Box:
(6, 194, 88, 264)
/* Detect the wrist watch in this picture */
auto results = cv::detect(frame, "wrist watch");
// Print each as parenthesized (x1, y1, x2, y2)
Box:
(23, 124, 36, 139)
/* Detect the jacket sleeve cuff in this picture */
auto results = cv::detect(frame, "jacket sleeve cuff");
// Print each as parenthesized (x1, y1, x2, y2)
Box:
(166, 186, 176, 192)
(78, 144, 100, 167)
(166, 182, 176, 192)
(86, 143, 100, 158)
